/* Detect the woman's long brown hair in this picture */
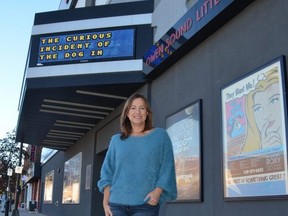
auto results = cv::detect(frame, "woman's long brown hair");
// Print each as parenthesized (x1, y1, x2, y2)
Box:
(120, 93, 153, 139)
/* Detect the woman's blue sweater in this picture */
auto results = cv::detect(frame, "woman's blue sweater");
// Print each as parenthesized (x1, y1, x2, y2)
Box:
(97, 128, 177, 205)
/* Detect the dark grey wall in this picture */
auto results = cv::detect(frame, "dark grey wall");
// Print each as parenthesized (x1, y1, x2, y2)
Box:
(41, 129, 95, 216)
(40, 1, 288, 216)
(96, 116, 121, 154)
(150, 1, 288, 216)
(41, 152, 65, 216)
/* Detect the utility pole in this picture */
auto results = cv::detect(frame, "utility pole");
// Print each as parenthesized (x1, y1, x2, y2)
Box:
(5, 148, 13, 216)
(12, 142, 23, 216)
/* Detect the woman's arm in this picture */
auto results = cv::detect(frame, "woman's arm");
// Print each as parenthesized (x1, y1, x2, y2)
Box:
(103, 186, 113, 216)
(145, 187, 163, 205)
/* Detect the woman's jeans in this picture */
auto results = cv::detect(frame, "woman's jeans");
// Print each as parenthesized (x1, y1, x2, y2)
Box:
(109, 202, 160, 216)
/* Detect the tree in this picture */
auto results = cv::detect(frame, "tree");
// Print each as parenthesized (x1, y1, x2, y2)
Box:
(0, 130, 29, 194)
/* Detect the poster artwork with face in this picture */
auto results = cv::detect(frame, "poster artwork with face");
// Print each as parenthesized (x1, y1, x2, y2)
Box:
(221, 57, 288, 199)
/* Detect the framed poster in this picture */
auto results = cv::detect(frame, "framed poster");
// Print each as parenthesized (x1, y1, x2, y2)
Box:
(62, 152, 82, 204)
(166, 100, 202, 201)
(43, 170, 54, 203)
(221, 56, 288, 200)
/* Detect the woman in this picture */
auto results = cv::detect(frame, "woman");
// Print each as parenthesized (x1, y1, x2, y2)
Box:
(98, 93, 177, 216)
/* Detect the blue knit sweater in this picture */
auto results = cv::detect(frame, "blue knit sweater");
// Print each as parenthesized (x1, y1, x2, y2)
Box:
(97, 128, 177, 205)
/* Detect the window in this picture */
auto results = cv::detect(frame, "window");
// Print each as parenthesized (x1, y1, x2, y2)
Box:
(62, 152, 82, 204)
(44, 170, 54, 203)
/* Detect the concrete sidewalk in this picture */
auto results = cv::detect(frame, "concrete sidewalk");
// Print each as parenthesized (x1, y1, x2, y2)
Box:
(1, 208, 47, 216)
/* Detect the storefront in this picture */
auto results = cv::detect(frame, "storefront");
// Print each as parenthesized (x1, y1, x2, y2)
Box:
(144, 0, 288, 215)
(16, 0, 288, 216)
(16, 1, 153, 215)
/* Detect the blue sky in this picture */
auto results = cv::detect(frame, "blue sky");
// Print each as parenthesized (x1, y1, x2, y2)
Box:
(0, 1, 60, 139)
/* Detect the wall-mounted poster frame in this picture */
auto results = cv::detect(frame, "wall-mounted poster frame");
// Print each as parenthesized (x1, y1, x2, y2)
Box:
(62, 152, 82, 204)
(166, 100, 202, 202)
(221, 56, 288, 200)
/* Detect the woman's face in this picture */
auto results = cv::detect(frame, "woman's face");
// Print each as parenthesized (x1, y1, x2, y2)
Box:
(127, 98, 148, 127)
(253, 82, 282, 148)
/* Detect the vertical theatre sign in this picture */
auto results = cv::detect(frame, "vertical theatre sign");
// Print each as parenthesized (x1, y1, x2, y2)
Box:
(30, 145, 36, 162)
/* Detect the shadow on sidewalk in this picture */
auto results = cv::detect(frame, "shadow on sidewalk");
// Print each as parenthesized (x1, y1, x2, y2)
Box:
(0, 208, 47, 216)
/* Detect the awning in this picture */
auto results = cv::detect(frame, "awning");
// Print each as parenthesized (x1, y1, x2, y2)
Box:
(15, 1, 153, 151)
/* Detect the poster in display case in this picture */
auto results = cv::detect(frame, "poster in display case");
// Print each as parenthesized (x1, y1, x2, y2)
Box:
(166, 100, 202, 201)
(221, 56, 288, 200)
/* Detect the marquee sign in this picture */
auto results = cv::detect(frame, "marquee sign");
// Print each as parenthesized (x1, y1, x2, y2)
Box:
(35, 28, 135, 66)
(143, 0, 235, 75)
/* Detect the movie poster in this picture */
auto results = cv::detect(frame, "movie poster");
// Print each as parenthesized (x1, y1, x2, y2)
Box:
(166, 101, 201, 201)
(221, 57, 288, 198)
